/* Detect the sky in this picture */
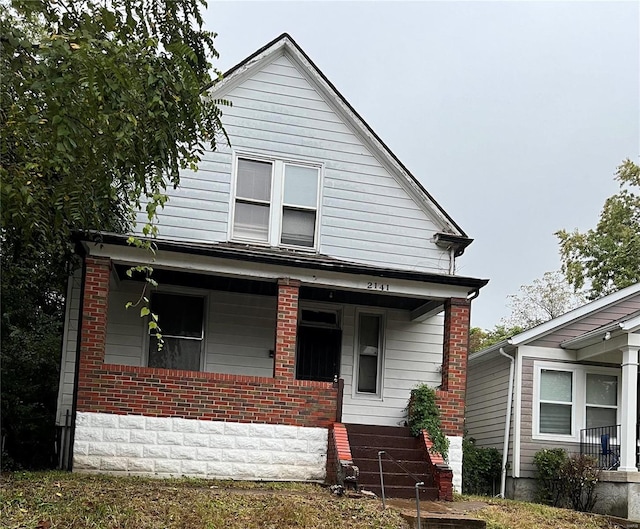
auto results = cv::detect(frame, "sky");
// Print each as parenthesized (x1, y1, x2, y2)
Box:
(201, 0, 640, 329)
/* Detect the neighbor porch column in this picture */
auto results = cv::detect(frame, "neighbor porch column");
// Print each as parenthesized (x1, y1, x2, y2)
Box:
(619, 345, 639, 472)
(274, 278, 300, 380)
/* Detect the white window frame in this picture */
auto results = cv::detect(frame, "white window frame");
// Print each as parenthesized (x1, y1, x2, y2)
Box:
(229, 151, 322, 251)
(352, 309, 385, 399)
(143, 286, 208, 372)
(532, 361, 620, 442)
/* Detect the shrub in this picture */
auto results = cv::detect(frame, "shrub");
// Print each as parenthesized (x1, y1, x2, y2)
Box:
(534, 449, 600, 512)
(406, 384, 449, 460)
(462, 437, 502, 496)
(533, 448, 568, 506)
(561, 454, 600, 512)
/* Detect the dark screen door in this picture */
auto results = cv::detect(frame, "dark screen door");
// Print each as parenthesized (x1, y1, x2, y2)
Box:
(295, 326, 342, 382)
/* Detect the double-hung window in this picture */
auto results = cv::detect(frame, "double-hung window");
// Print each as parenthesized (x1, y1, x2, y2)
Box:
(232, 155, 320, 249)
(356, 313, 384, 395)
(148, 293, 205, 372)
(538, 369, 573, 435)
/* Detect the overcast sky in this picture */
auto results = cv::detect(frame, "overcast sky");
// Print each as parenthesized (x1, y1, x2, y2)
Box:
(202, 1, 639, 329)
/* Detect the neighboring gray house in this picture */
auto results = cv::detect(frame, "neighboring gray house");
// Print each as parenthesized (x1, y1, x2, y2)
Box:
(56, 34, 487, 494)
(467, 283, 640, 521)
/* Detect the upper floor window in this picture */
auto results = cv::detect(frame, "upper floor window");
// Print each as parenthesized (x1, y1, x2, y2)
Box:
(231, 155, 320, 249)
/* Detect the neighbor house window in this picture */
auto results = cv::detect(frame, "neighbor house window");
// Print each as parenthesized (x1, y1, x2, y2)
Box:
(148, 293, 205, 371)
(534, 362, 620, 440)
(539, 369, 573, 435)
(586, 373, 617, 429)
(231, 155, 320, 249)
(356, 313, 383, 394)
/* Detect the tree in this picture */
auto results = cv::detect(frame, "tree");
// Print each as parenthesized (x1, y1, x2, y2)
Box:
(1, 0, 225, 253)
(469, 324, 525, 353)
(557, 159, 640, 299)
(471, 271, 584, 354)
(503, 271, 586, 329)
(0, 0, 225, 468)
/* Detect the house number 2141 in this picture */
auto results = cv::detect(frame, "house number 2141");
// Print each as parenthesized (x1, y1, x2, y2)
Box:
(367, 282, 390, 291)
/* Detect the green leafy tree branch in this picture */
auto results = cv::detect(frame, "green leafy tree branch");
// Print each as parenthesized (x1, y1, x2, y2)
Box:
(557, 159, 640, 299)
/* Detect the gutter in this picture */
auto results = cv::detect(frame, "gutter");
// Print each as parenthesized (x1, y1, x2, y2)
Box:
(73, 231, 489, 291)
(498, 347, 515, 499)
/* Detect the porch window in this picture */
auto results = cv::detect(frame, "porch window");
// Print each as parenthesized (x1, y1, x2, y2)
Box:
(148, 293, 205, 371)
(357, 313, 383, 394)
(586, 374, 618, 429)
(231, 154, 321, 249)
(539, 369, 573, 435)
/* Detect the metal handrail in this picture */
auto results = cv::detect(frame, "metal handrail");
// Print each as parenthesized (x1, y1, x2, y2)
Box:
(378, 450, 425, 529)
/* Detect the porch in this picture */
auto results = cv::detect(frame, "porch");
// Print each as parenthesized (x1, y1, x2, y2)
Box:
(59, 235, 486, 483)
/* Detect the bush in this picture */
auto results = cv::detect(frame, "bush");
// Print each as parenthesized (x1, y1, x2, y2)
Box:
(533, 449, 600, 512)
(561, 454, 600, 512)
(406, 384, 449, 460)
(534, 448, 568, 506)
(462, 437, 502, 496)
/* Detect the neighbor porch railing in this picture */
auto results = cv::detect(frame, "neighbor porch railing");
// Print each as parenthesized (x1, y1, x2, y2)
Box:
(579, 424, 620, 470)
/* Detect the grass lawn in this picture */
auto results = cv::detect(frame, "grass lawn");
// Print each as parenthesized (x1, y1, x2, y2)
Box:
(0, 472, 623, 529)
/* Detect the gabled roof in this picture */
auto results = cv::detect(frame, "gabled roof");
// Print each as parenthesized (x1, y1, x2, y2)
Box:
(211, 33, 471, 251)
(470, 282, 640, 361)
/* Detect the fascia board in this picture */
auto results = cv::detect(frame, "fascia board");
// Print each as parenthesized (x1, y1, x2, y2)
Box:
(468, 341, 511, 363)
(621, 314, 640, 332)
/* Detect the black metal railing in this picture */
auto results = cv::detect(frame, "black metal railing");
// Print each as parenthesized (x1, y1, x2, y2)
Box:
(377, 450, 425, 529)
(580, 424, 620, 470)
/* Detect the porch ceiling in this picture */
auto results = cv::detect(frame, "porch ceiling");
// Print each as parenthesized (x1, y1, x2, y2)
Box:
(114, 265, 427, 310)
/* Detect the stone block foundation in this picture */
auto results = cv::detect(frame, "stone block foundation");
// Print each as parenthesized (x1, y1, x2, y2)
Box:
(74, 412, 328, 481)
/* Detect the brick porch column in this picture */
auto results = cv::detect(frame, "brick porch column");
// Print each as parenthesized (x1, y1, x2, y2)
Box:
(274, 278, 300, 380)
(76, 256, 111, 411)
(438, 297, 471, 437)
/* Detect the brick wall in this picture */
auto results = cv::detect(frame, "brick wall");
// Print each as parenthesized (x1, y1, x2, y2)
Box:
(75, 261, 337, 429)
(326, 423, 354, 485)
(437, 297, 471, 437)
(76, 366, 338, 428)
(420, 430, 454, 501)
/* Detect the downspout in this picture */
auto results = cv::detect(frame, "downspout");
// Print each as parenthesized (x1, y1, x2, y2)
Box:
(498, 347, 515, 498)
(68, 252, 88, 471)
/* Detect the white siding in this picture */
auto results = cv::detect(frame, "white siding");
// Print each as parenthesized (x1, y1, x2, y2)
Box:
(105, 281, 145, 366)
(56, 268, 82, 426)
(341, 307, 444, 426)
(205, 291, 276, 377)
(137, 53, 451, 274)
